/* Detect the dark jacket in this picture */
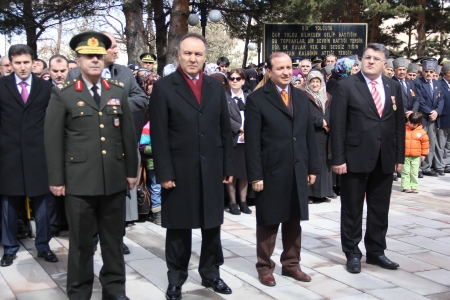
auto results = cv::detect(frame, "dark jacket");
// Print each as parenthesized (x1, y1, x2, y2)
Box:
(44, 77, 138, 196)
(392, 76, 420, 114)
(226, 91, 249, 146)
(439, 78, 450, 129)
(245, 80, 319, 224)
(150, 70, 235, 229)
(0, 73, 53, 197)
(415, 77, 444, 127)
(330, 72, 405, 174)
(67, 63, 148, 113)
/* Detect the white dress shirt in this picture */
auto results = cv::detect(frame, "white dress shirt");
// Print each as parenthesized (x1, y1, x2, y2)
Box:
(15, 74, 32, 94)
(82, 76, 102, 97)
(361, 72, 386, 111)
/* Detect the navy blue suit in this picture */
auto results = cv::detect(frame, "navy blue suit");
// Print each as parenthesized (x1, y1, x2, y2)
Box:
(392, 77, 419, 114)
(435, 79, 450, 171)
(416, 77, 445, 172)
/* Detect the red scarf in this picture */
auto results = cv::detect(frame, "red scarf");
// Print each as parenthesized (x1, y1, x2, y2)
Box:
(177, 65, 203, 104)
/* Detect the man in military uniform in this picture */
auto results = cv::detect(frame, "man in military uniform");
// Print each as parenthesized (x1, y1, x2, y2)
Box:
(140, 52, 156, 71)
(44, 31, 137, 300)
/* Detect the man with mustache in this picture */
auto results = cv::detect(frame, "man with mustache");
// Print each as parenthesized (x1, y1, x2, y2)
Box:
(45, 31, 138, 300)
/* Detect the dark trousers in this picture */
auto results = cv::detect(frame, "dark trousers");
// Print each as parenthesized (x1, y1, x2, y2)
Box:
(47, 194, 64, 232)
(1, 194, 52, 254)
(65, 192, 126, 300)
(256, 218, 301, 275)
(340, 153, 393, 259)
(166, 226, 223, 285)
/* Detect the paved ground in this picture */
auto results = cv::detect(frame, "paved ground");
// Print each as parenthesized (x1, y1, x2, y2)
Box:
(1, 174, 450, 300)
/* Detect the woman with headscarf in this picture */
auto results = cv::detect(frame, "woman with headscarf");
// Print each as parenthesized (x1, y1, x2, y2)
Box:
(305, 71, 333, 204)
(326, 57, 355, 96)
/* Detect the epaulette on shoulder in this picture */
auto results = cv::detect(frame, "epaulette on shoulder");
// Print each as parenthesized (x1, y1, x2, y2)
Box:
(57, 79, 77, 91)
(106, 78, 125, 88)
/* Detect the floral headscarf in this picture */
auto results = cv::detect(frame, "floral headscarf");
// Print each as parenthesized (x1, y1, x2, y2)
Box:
(141, 71, 160, 96)
(334, 57, 355, 78)
(305, 70, 327, 112)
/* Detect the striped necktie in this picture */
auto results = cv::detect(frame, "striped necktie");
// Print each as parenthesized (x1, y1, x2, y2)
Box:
(371, 81, 383, 116)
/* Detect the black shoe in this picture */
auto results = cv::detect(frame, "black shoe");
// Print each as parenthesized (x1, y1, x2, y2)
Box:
(332, 185, 341, 196)
(239, 202, 252, 214)
(202, 277, 232, 294)
(123, 243, 130, 255)
(366, 254, 399, 269)
(228, 203, 241, 215)
(437, 170, 445, 176)
(166, 284, 182, 300)
(37, 250, 58, 262)
(393, 172, 398, 181)
(329, 193, 337, 199)
(153, 211, 162, 225)
(418, 170, 423, 178)
(444, 168, 450, 173)
(397, 172, 401, 178)
(51, 230, 60, 237)
(0, 254, 17, 267)
(346, 258, 361, 273)
(422, 170, 438, 177)
(102, 295, 130, 300)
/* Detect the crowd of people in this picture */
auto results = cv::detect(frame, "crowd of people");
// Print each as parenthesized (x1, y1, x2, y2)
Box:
(0, 30, 448, 300)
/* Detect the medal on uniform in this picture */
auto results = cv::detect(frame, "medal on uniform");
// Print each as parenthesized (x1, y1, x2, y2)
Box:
(113, 117, 120, 127)
(77, 101, 85, 106)
(391, 96, 397, 111)
(107, 99, 121, 106)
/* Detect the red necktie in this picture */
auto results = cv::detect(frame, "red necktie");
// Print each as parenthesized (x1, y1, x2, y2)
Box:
(192, 78, 198, 85)
(371, 81, 383, 116)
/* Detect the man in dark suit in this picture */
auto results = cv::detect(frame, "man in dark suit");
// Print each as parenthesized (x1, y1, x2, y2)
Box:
(392, 57, 419, 119)
(150, 33, 235, 300)
(245, 52, 319, 286)
(331, 43, 405, 273)
(436, 62, 450, 173)
(45, 32, 138, 300)
(416, 59, 444, 176)
(0, 44, 57, 267)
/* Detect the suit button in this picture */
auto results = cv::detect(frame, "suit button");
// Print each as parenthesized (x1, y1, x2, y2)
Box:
(122, 153, 125, 156)
(293, 137, 297, 141)
(295, 160, 299, 164)
(99, 112, 103, 116)
(114, 110, 117, 114)
(113, 106, 117, 109)
(70, 157, 73, 160)
(102, 150, 106, 155)
(100, 124, 104, 128)
(80, 112, 84, 115)
(101, 137, 105, 141)
(199, 112, 202, 116)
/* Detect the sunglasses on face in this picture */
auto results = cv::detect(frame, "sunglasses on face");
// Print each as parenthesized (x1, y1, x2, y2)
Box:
(229, 77, 242, 82)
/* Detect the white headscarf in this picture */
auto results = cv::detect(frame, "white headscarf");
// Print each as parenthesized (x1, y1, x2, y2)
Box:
(305, 70, 327, 112)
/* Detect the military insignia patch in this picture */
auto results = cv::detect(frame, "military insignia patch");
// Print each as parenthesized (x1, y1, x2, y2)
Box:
(113, 117, 120, 127)
(119, 82, 124, 87)
(102, 79, 111, 89)
(75, 80, 83, 91)
(57, 84, 64, 89)
(107, 99, 121, 106)
(77, 101, 85, 106)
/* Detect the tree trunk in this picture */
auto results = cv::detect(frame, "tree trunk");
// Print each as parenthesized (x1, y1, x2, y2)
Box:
(123, 0, 147, 65)
(416, 0, 426, 56)
(56, 17, 63, 55)
(242, 15, 252, 68)
(370, 14, 381, 43)
(152, 0, 168, 75)
(166, 0, 189, 65)
(23, 0, 38, 56)
(351, 0, 360, 23)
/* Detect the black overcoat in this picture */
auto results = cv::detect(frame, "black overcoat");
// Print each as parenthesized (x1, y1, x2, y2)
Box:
(307, 92, 333, 199)
(244, 80, 320, 225)
(0, 73, 52, 197)
(149, 70, 235, 229)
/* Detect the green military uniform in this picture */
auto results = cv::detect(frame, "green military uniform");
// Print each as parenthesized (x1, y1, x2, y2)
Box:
(44, 31, 138, 300)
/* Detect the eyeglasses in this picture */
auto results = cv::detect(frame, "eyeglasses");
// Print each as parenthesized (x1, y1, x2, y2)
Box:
(229, 77, 242, 82)
(362, 55, 384, 62)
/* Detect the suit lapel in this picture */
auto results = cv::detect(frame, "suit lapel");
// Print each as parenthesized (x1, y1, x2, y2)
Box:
(173, 71, 199, 110)
(77, 76, 99, 110)
(199, 75, 212, 111)
(264, 80, 291, 118)
(355, 72, 379, 116)
(5, 74, 25, 107)
(382, 77, 392, 118)
(99, 80, 114, 111)
(24, 74, 42, 108)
